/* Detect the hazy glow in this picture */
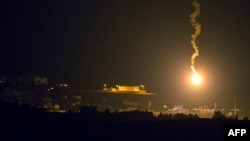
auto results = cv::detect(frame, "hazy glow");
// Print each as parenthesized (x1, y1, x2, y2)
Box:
(191, 73, 202, 85)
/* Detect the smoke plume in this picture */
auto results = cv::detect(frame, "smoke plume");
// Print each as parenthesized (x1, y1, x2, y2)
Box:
(190, 0, 201, 73)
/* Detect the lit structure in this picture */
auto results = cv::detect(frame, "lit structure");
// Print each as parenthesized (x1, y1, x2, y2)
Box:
(75, 84, 157, 112)
(117, 85, 140, 92)
(102, 84, 148, 94)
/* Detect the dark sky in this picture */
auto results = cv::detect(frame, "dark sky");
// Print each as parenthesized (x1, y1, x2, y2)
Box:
(1, 0, 250, 107)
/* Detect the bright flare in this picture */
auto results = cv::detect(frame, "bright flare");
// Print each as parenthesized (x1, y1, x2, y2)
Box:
(191, 73, 202, 85)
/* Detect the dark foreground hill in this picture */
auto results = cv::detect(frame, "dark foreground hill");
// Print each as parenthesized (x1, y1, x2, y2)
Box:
(2, 118, 250, 141)
(1, 101, 250, 141)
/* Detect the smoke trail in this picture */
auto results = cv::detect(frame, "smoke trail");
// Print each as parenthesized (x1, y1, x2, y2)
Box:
(190, 0, 201, 73)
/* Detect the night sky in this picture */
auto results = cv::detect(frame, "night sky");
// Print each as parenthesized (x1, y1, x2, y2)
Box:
(1, 0, 250, 107)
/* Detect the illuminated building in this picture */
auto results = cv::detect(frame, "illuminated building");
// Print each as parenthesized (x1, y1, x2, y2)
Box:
(78, 84, 157, 112)
(102, 84, 147, 94)
(117, 85, 140, 92)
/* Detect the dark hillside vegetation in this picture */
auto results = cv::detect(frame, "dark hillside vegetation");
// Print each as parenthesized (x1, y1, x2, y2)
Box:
(0, 101, 249, 141)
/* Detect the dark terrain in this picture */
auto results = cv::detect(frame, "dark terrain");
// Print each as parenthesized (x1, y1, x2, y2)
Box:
(1, 101, 249, 141)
